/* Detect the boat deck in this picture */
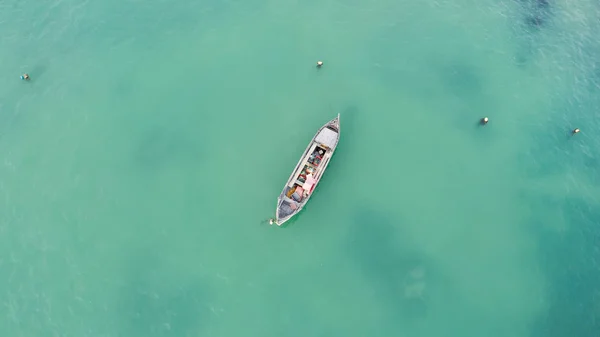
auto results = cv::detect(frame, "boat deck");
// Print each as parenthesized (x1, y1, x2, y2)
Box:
(277, 197, 298, 219)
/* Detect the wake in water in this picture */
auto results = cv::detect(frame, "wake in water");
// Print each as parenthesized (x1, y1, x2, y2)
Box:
(260, 218, 276, 225)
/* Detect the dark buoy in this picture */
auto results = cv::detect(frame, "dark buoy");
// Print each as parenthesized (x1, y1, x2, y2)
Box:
(20, 74, 30, 81)
(316, 61, 323, 68)
(480, 117, 489, 125)
(572, 128, 580, 135)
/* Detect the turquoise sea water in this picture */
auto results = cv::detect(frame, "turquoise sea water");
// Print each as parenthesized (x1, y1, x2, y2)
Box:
(1, 0, 600, 336)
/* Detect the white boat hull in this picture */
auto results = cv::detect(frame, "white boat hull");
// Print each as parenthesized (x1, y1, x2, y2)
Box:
(275, 114, 340, 226)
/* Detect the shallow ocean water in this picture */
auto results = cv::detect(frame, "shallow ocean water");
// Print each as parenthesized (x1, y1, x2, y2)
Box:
(1, 0, 599, 336)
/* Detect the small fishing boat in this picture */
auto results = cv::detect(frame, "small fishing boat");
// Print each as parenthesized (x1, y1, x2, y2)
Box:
(275, 114, 340, 226)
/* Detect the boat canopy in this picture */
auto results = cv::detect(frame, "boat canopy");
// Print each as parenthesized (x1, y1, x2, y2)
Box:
(315, 128, 338, 148)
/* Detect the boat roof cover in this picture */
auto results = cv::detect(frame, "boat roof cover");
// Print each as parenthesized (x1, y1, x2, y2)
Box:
(315, 127, 338, 148)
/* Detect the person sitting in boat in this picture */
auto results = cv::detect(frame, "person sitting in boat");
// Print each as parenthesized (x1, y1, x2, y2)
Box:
(302, 174, 316, 197)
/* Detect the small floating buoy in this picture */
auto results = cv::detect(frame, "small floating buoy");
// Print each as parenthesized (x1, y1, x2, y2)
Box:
(316, 61, 323, 68)
(481, 117, 489, 125)
(572, 128, 580, 135)
(20, 74, 30, 80)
